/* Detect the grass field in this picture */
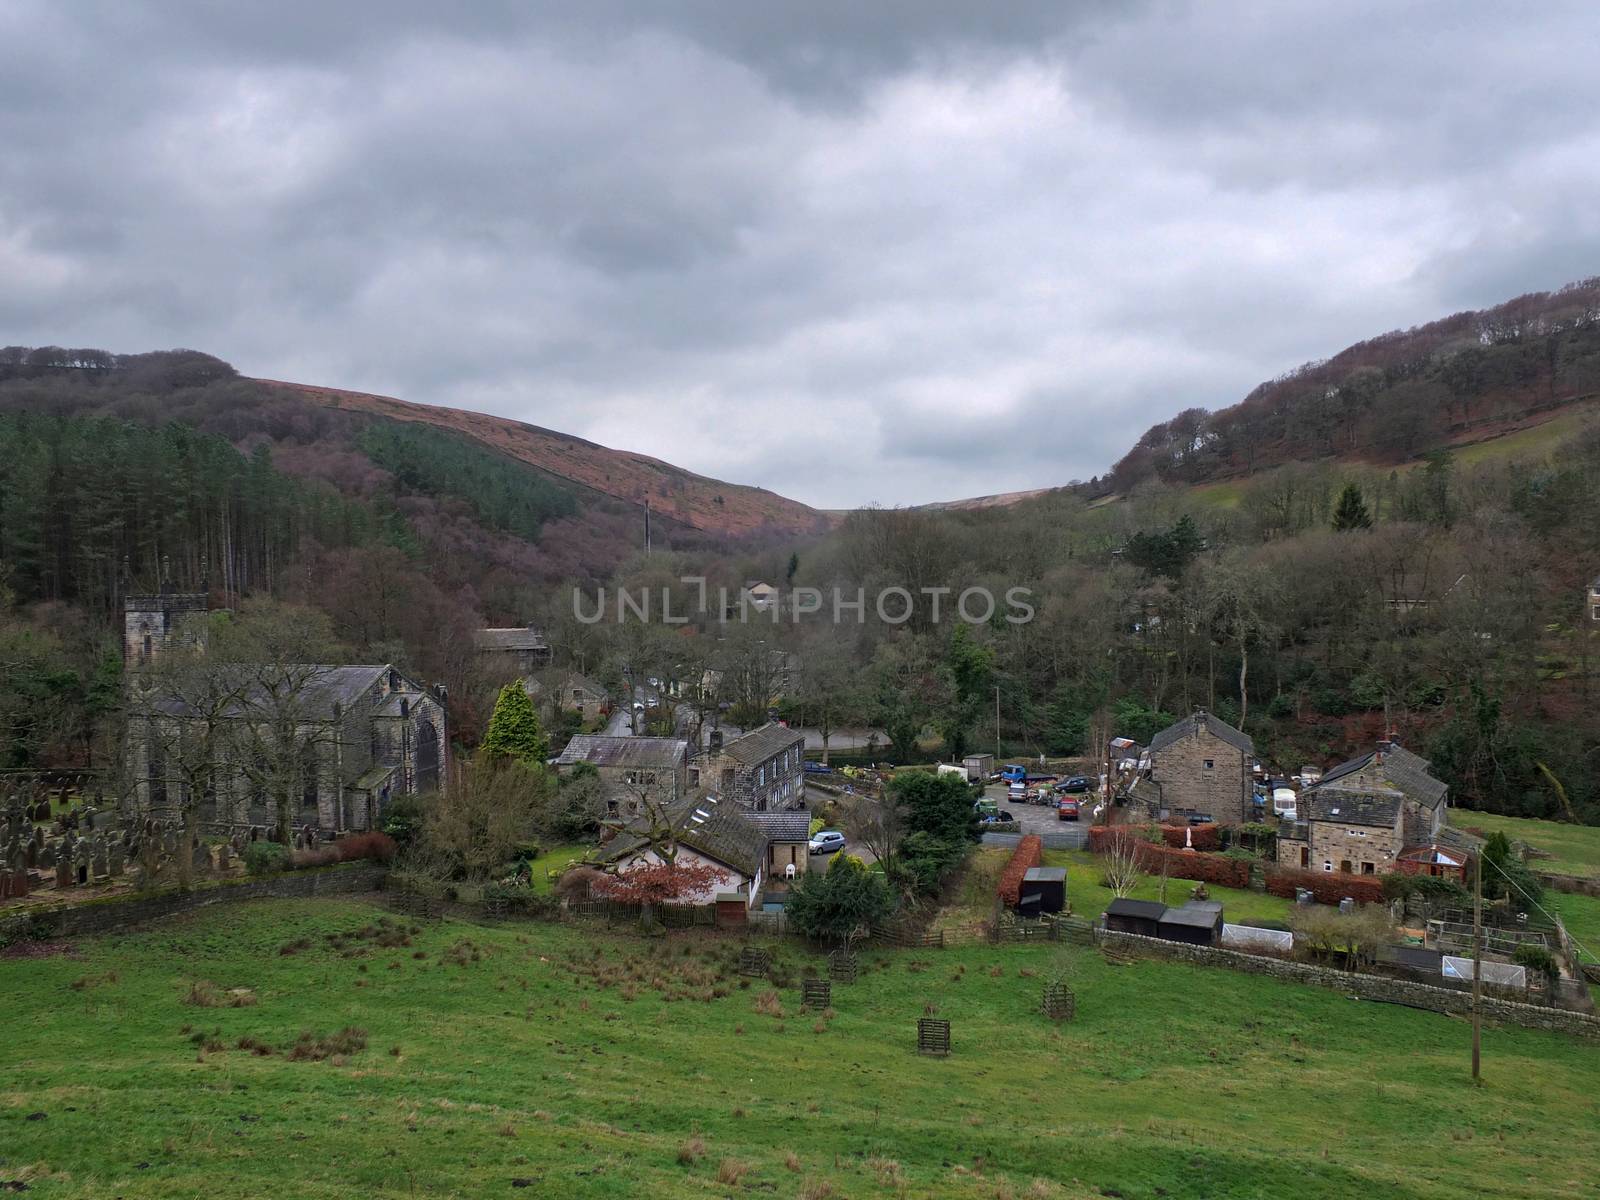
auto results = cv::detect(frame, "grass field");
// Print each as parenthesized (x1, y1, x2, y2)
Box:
(1449, 812, 1600, 880)
(5, 897, 1597, 1199)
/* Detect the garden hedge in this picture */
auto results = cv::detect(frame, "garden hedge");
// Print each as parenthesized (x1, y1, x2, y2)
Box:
(1264, 865, 1385, 906)
(997, 835, 1043, 907)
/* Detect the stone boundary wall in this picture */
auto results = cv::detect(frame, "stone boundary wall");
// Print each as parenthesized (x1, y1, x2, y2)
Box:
(1095, 928, 1600, 1040)
(1536, 871, 1600, 898)
(0, 863, 387, 942)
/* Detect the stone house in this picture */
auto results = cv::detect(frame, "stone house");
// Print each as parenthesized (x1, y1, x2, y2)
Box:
(526, 672, 610, 721)
(472, 627, 551, 677)
(1131, 710, 1254, 825)
(1275, 741, 1451, 877)
(551, 735, 690, 817)
(125, 592, 447, 835)
(694, 723, 806, 812)
(746, 810, 813, 882)
(595, 793, 768, 908)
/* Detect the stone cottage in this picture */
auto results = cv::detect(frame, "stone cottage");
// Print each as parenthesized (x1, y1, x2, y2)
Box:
(1130, 710, 1254, 825)
(594, 792, 769, 908)
(1275, 741, 1453, 877)
(472, 626, 551, 677)
(125, 591, 447, 835)
(695, 722, 806, 812)
(526, 672, 610, 721)
(551, 735, 690, 817)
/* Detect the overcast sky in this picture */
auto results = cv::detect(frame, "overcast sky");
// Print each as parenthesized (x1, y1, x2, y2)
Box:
(3, 3, 1598, 508)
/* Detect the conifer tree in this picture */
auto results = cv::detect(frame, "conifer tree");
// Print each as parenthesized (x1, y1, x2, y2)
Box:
(480, 681, 549, 766)
(1332, 483, 1373, 531)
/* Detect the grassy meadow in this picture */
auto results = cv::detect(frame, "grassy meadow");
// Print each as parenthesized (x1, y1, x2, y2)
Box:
(4, 897, 1599, 1199)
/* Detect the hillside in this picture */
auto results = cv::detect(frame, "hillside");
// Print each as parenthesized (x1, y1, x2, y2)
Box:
(267, 381, 824, 540)
(1101, 277, 1600, 496)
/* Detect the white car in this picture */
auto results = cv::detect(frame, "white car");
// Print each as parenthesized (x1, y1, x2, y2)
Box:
(809, 830, 846, 855)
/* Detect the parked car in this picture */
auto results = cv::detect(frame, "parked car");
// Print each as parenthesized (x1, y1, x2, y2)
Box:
(809, 830, 846, 854)
(1187, 813, 1215, 826)
(1057, 797, 1080, 821)
(1055, 776, 1091, 794)
(1000, 764, 1027, 784)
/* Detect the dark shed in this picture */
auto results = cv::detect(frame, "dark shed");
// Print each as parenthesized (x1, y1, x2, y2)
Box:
(1104, 898, 1164, 937)
(1156, 901, 1224, 946)
(1017, 866, 1067, 916)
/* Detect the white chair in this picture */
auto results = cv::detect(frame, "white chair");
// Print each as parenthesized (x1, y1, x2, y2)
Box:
(784, 862, 796, 880)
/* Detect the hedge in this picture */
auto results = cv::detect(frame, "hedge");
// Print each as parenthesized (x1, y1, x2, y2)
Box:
(1137, 844, 1249, 889)
(1264, 865, 1385, 906)
(1157, 824, 1222, 852)
(997, 835, 1043, 907)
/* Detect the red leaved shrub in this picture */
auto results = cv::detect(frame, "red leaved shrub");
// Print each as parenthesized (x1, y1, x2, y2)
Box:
(331, 832, 398, 865)
(1087, 825, 1148, 854)
(292, 847, 340, 868)
(1137, 845, 1249, 888)
(997, 835, 1043, 907)
(1264, 866, 1385, 906)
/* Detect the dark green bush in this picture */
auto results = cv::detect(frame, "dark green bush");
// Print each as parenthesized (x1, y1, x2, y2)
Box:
(243, 842, 292, 876)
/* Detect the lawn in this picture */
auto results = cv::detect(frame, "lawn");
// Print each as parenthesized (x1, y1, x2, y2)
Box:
(1449, 811, 1600, 880)
(8, 897, 1594, 1199)
(1039, 848, 1293, 927)
(524, 842, 591, 894)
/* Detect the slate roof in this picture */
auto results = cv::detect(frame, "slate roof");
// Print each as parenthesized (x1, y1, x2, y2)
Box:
(1303, 785, 1402, 828)
(720, 722, 805, 766)
(597, 794, 769, 879)
(473, 627, 548, 652)
(149, 664, 426, 721)
(1316, 743, 1448, 809)
(553, 735, 688, 770)
(1148, 710, 1254, 756)
(1159, 904, 1224, 930)
(1022, 867, 1067, 883)
(746, 811, 812, 842)
(1105, 898, 1165, 921)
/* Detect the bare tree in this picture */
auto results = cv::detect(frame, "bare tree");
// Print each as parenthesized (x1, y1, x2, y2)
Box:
(1100, 832, 1146, 898)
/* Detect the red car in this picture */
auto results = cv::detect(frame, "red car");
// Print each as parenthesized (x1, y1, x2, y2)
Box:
(1057, 797, 1080, 821)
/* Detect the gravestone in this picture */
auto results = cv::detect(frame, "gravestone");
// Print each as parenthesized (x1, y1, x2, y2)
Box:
(55, 856, 72, 889)
(38, 842, 55, 870)
(216, 843, 231, 871)
(73, 839, 90, 885)
(91, 838, 109, 879)
(108, 844, 125, 876)
(192, 840, 212, 874)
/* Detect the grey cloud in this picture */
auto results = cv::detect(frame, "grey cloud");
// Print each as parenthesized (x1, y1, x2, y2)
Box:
(1, 2, 1598, 508)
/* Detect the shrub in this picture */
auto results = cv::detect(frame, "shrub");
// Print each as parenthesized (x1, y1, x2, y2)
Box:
(996, 835, 1043, 907)
(331, 831, 398, 865)
(1513, 944, 1560, 983)
(1139, 845, 1249, 889)
(1381, 873, 1469, 904)
(243, 842, 292, 876)
(1264, 865, 1385, 906)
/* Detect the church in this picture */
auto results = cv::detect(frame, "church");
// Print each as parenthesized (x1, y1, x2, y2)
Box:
(124, 589, 447, 835)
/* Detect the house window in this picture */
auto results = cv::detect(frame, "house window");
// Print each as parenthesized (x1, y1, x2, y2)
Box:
(689, 767, 700, 787)
(1361, 862, 1375, 874)
(1322, 861, 1333, 872)
(1203, 759, 1214, 770)
(1339, 859, 1353, 873)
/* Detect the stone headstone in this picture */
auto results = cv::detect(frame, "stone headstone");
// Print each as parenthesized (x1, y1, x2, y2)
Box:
(192, 840, 211, 874)
(56, 856, 72, 889)
(91, 840, 109, 879)
(161, 826, 178, 857)
(38, 842, 55, 870)
(108, 844, 125, 876)
(216, 843, 231, 871)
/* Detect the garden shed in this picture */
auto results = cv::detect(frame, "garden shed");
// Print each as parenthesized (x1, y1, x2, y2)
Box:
(1104, 898, 1164, 937)
(1017, 866, 1066, 916)
(1157, 901, 1223, 946)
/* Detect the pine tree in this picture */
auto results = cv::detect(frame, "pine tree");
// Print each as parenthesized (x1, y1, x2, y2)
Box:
(480, 681, 549, 766)
(1332, 483, 1373, 531)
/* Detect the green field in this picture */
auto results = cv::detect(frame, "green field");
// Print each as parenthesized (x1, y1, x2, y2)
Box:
(5, 898, 1598, 1199)
(1450, 811, 1600, 880)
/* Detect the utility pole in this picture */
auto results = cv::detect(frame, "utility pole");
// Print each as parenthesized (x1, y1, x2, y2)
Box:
(1472, 850, 1483, 1082)
(994, 685, 1001, 759)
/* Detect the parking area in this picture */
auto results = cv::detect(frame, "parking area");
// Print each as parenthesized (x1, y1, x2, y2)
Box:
(977, 781, 1097, 848)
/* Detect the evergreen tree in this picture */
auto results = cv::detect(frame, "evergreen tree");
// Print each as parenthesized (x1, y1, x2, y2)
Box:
(480, 681, 549, 766)
(1331, 483, 1373, 531)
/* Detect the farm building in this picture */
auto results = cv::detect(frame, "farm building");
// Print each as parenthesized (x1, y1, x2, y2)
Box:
(1157, 900, 1223, 946)
(1017, 866, 1066, 916)
(1103, 898, 1164, 937)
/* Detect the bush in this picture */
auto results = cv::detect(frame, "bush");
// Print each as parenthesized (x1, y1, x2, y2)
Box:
(785, 856, 894, 942)
(331, 831, 398, 865)
(382, 795, 427, 848)
(1267, 693, 1295, 720)
(1513, 944, 1560, 983)
(1264, 865, 1385, 906)
(1156, 824, 1221, 852)
(1381, 873, 1469, 904)
(1139, 845, 1249, 889)
(243, 842, 292, 876)
(996, 836, 1043, 907)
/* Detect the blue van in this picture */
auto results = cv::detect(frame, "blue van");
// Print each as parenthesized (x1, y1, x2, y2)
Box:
(1000, 764, 1027, 785)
